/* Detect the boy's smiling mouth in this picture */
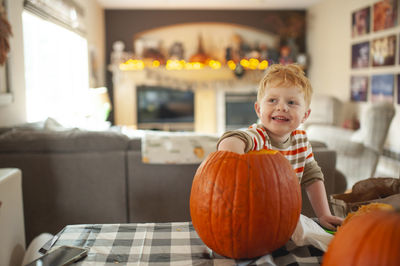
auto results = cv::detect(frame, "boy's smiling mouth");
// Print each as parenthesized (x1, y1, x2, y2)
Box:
(272, 116, 289, 121)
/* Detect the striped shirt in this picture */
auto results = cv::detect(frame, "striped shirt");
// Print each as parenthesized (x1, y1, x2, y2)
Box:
(218, 123, 323, 187)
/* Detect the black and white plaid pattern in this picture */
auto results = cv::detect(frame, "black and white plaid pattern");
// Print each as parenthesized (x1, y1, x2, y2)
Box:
(48, 222, 323, 265)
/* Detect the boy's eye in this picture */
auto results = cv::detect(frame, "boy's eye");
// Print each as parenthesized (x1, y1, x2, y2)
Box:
(288, 100, 296, 105)
(268, 98, 276, 103)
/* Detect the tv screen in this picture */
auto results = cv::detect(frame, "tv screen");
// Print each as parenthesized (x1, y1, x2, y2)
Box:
(137, 86, 194, 123)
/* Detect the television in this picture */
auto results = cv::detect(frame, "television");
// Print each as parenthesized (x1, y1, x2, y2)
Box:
(137, 86, 194, 129)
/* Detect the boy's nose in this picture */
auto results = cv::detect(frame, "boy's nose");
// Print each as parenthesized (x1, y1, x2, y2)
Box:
(277, 102, 289, 111)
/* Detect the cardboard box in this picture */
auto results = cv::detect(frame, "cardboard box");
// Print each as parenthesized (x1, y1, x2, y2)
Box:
(330, 177, 400, 218)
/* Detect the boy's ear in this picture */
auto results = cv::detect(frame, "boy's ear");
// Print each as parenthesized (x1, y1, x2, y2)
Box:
(301, 108, 311, 123)
(254, 101, 261, 117)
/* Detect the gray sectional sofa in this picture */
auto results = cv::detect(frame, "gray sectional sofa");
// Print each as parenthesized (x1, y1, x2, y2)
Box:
(0, 125, 338, 246)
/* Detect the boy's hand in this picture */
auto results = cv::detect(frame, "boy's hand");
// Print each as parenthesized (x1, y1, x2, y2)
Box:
(217, 137, 246, 154)
(318, 214, 343, 231)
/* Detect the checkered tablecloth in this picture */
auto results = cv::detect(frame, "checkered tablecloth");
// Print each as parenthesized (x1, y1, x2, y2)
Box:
(46, 222, 323, 265)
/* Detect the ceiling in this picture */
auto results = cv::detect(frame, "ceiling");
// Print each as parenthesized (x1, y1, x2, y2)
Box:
(96, 0, 322, 10)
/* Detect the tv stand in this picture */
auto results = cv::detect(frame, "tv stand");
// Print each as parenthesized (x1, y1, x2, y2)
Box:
(138, 122, 194, 132)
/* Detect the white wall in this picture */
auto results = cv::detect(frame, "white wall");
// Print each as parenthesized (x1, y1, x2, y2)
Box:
(0, 0, 27, 126)
(81, 0, 106, 87)
(0, 0, 105, 127)
(308, 0, 400, 153)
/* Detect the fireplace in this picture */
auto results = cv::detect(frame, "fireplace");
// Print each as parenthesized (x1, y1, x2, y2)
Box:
(111, 67, 263, 134)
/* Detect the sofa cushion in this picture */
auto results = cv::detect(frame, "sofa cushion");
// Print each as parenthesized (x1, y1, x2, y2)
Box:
(0, 128, 130, 153)
(128, 138, 142, 150)
(0, 121, 45, 136)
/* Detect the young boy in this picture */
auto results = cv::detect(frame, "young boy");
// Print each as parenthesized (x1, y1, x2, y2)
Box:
(217, 64, 343, 230)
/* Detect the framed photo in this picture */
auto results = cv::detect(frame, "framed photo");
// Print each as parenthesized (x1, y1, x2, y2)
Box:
(352, 7, 370, 37)
(373, 0, 397, 32)
(371, 74, 394, 103)
(350, 76, 368, 102)
(371, 35, 396, 67)
(351, 41, 369, 68)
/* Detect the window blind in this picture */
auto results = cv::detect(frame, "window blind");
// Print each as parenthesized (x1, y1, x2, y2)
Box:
(24, 0, 85, 35)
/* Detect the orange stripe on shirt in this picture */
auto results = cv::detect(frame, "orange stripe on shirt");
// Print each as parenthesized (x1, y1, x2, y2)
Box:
(292, 130, 306, 136)
(306, 153, 313, 159)
(294, 167, 304, 173)
(279, 146, 307, 156)
(253, 137, 258, 150)
(256, 128, 266, 144)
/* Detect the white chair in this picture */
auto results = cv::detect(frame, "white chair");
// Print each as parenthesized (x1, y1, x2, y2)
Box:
(0, 168, 54, 266)
(307, 102, 395, 189)
(21, 233, 53, 266)
(303, 93, 343, 129)
(0, 168, 25, 266)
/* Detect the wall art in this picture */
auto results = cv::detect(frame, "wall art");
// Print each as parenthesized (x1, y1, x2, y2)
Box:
(352, 6, 370, 37)
(351, 41, 369, 68)
(350, 76, 368, 102)
(371, 74, 394, 103)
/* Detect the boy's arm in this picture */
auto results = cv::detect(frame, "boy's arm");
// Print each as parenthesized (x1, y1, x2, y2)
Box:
(216, 130, 255, 153)
(305, 180, 343, 230)
(217, 136, 246, 154)
(217, 124, 268, 153)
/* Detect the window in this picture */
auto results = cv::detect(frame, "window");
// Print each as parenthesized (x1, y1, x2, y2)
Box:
(22, 10, 89, 124)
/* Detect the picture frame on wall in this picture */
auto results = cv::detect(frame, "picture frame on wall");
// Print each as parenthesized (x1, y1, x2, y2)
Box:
(350, 76, 368, 102)
(352, 6, 370, 37)
(371, 35, 396, 67)
(351, 41, 369, 68)
(373, 0, 398, 32)
(371, 74, 394, 103)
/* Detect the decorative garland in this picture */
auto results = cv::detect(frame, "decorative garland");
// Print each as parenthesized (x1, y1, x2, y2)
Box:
(144, 68, 263, 92)
(0, 0, 12, 65)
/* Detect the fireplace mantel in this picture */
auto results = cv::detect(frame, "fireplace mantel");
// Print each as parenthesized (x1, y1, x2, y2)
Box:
(111, 67, 263, 133)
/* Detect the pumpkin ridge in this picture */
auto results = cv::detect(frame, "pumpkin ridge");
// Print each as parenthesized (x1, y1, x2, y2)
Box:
(380, 215, 397, 265)
(269, 154, 281, 246)
(196, 152, 222, 253)
(192, 152, 210, 248)
(256, 153, 269, 253)
(276, 156, 290, 246)
(231, 153, 239, 258)
(281, 155, 299, 242)
(278, 156, 291, 244)
(210, 152, 228, 254)
(345, 217, 370, 265)
(246, 155, 251, 258)
(386, 213, 400, 265)
(356, 215, 388, 265)
(277, 156, 290, 243)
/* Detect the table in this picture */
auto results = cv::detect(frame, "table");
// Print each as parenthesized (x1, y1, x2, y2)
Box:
(42, 222, 324, 265)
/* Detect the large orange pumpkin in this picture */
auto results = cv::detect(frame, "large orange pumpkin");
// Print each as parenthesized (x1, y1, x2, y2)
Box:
(323, 210, 400, 266)
(190, 150, 301, 259)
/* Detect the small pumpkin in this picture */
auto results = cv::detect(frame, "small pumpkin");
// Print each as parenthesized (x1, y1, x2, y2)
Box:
(323, 210, 400, 266)
(190, 150, 301, 259)
(341, 202, 394, 227)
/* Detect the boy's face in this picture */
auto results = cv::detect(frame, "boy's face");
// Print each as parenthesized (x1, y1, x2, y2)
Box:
(255, 86, 310, 143)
